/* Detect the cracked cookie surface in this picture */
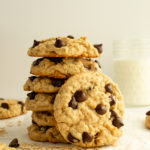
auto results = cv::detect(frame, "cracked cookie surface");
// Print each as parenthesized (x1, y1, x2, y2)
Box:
(54, 72, 124, 147)
(28, 36, 102, 58)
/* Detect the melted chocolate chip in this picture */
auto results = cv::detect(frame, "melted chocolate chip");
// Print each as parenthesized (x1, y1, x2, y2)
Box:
(48, 57, 63, 64)
(32, 58, 43, 66)
(18, 101, 24, 112)
(94, 44, 103, 53)
(95, 104, 107, 115)
(54, 38, 66, 48)
(69, 97, 78, 109)
(67, 35, 74, 39)
(27, 92, 37, 99)
(29, 76, 36, 81)
(74, 90, 87, 102)
(146, 110, 150, 116)
(82, 132, 93, 143)
(9, 138, 19, 148)
(0, 98, 4, 100)
(51, 94, 56, 104)
(109, 95, 116, 106)
(32, 40, 41, 48)
(94, 60, 101, 68)
(67, 133, 80, 143)
(112, 117, 124, 128)
(51, 78, 65, 87)
(1, 103, 9, 109)
(105, 83, 113, 94)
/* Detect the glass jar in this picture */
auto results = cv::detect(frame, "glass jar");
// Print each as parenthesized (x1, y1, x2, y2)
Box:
(113, 39, 150, 106)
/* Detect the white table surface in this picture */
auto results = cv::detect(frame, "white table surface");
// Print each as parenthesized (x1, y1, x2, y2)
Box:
(0, 107, 150, 150)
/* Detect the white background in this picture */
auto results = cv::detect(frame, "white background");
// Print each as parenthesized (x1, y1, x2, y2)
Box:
(0, 0, 150, 99)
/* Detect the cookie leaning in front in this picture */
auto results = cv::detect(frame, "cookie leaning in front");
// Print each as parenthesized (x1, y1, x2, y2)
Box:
(28, 36, 103, 58)
(54, 72, 124, 147)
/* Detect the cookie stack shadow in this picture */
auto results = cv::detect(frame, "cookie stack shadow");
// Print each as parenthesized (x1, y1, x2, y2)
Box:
(23, 36, 124, 148)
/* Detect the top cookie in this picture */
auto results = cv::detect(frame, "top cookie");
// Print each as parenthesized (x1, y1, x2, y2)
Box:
(54, 72, 124, 147)
(28, 36, 103, 58)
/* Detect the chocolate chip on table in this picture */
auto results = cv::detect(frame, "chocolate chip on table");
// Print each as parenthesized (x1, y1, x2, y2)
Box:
(29, 76, 36, 81)
(67, 35, 74, 39)
(146, 110, 150, 115)
(74, 90, 87, 102)
(9, 138, 19, 148)
(82, 132, 93, 143)
(109, 95, 116, 106)
(112, 117, 124, 128)
(51, 78, 65, 87)
(1, 103, 9, 109)
(105, 83, 113, 94)
(32, 40, 41, 48)
(94, 60, 101, 68)
(54, 38, 66, 48)
(69, 97, 78, 109)
(95, 104, 107, 115)
(0, 98, 4, 100)
(48, 57, 63, 64)
(94, 44, 103, 53)
(32, 58, 43, 66)
(67, 133, 80, 143)
(27, 92, 37, 99)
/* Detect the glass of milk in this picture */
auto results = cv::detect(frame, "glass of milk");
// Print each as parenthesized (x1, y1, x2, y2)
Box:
(113, 39, 150, 106)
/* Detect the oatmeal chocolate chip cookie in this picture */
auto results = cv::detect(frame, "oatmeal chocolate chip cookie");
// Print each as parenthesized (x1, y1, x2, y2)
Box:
(0, 99, 27, 119)
(0, 143, 16, 150)
(28, 36, 102, 58)
(30, 57, 101, 78)
(28, 123, 66, 143)
(32, 111, 55, 126)
(24, 76, 66, 93)
(145, 110, 150, 129)
(54, 72, 124, 147)
(25, 92, 56, 111)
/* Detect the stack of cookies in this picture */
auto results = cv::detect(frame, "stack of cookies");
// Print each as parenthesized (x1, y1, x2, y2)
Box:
(24, 36, 124, 148)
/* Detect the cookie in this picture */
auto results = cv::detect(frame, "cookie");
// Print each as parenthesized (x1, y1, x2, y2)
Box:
(28, 123, 66, 143)
(30, 57, 101, 78)
(0, 99, 27, 119)
(24, 76, 66, 93)
(25, 92, 56, 111)
(28, 36, 103, 58)
(0, 143, 16, 150)
(32, 111, 55, 126)
(145, 110, 150, 129)
(54, 72, 124, 147)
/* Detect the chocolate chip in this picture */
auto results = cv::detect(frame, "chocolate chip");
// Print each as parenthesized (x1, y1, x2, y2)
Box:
(51, 78, 65, 87)
(94, 132, 99, 138)
(84, 64, 95, 71)
(112, 117, 124, 128)
(67, 133, 80, 143)
(48, 57, 63, 64)
(27, 92, 37, 99)
(95, 104, 107, 115)
(94, 60, 101, 68)
(146, 110, 150, 116)
(109, 95, 116, 106)
(67, 35, 74, 39)
(51, 94, 56, 104)
(9, 138, 19, 148)
(94, 44, 103, 53)
(105, 83, 113, 94)
(32, 120, 37, 125)
(110, 109, 118, 118)
(39, 126, 50, 132)
(0, 98, 4, 100)
(82, 132, 93, 143)
(54, 38, 66, 48)
(32, 58, 43, 66)
(29, 76, 36, 81)
(1, 103, 9, 109)
(69, 97, 78, 109)
(32, 40, 41, 48)
(18, 101, 24, 112)
(74, 90, 87, 102)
